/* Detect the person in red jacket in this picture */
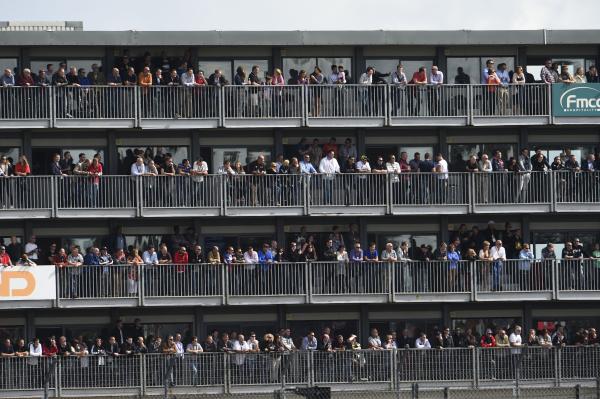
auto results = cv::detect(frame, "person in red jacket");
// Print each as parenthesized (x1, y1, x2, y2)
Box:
(43, 338, 59, 357)
(173, 245, 190, 295)
(17, 68, 35, 86)
(481, 329, 497, 347)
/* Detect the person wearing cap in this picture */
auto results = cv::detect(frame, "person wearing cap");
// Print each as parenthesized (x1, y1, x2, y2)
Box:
(0, 246, 13, 266)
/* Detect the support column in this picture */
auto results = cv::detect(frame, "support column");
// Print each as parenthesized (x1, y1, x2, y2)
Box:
(359, 304, 369, 347)
(519, 127, 528, 151)
(354, 46, 365, 79)
(190, 130, 200, 161)
(441, 304, 450, 329)
(356, 128, 366, 159)
(517, 46, 528, 70)
(274, 129, 284, 158)
(194, 308, 205, 339)
(435, 46, 447, 80)
(277, 305, 287, 329)
(521, 214, 530, 244)
(20, 47, 31, 70)
(359, 217, 368, 247)
(523, 302, 532, 332)
(438, 128, 448, 159)
(107, 131, 117, 175)
(22, 130, 32, 163)
(272, 47, 283, 70)
(26, 310, 35, 341)
(440, 216, 449, 244)
(275, 217, 285, 248)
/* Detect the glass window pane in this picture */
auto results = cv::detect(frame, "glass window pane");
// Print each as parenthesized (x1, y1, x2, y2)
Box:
(198, 61, 232, 83)
(526, 65, 544, 82)
(586, 59, 596, 71)
(30, 60, 63, 77)
(365, 59, 400, 83)
(117, 146, 189, 174)
(0, 58, 18, 73)
(448, 144, 515, 171)
(318, 57, 352, 82)
(0, 147, 21, 164)
(447, 57, 479, 84)
(282, 58, 316, 82)
(233, 59, 269, 83)
(553, 58, 584, 76)
(399, 146, 435, 160)
(400, 60, 433, 81)
(67, 59, 103, 75)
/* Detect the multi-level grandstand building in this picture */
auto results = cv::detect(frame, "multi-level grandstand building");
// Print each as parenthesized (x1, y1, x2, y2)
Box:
(0, 28, 600, 396)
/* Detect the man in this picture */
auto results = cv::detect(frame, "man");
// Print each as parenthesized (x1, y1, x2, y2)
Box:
(338, 138, 357, 164)
(300, 154, 317, 174)
(490, 240, 506, 291)
(301, 332, 318, 351)
(562, 241, 584, 290)
(411, 66, 428, 115)
(246, 154, 267, 206)
(415, 333, 431, 349)
(142, 245, 158, 265)
(368, 328, 382, 349)
(24, 235, 39, 262)
(5, 236, 22, 264)
(454, 67, 471, 84)
(540, 59, 556, 84)
(518, 244, 534, 291)
(509, 326, 523, 355)
(318, 150, 340, 205)
(111, 320, 126, 345)
(586, 65, 600, 83)
(0, 246, 12, 266)
(208, 69, 228, 86)
(517, 148, 532, 203)
(495, 329, 509, 348)
(496, 63, 510, 115)
(433, 153, 449, 204)
(191, 157, 209, 206)
(1, 68, 15, 87)
(482, 59, 495, 84)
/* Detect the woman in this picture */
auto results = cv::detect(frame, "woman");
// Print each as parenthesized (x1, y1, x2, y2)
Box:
(559, 65, 575, 83)
(512, 66, 525, 115)
(463, 248, 478, 292)
(574, 67, 587, 83)
(478, 153, 492, 203)
(297, 70, 309, 85)
(87, 157, 103, 207)
(232, 161, 246, 206)
(309, 66, 325, 116)
(333, 335, 347, 351)
(195, 70, 207, 86)
(335, 244, 349, 293)
(127, 248, 143, 296)
(271, 68, 285, 117)
(486, 67, 501, 115)
(12, 155, 31, 208)
(304, 243, 318, 262)
(478, 240, 493, 291)
(447, 243, 461, 291)
(14, 155, 30, 176)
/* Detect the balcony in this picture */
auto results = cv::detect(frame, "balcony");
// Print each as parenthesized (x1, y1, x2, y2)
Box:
(0, 346, 598, 398)
(0, 171, 597, 219)
(3, 259, 599, 310)
(0, 83, 592, 129)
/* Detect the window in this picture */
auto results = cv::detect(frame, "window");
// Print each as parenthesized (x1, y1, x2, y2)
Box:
(66, 59, 103, 74)
(448, 143, 516, 170)
(211, 147, 271, 173)
(0, 325, 25, 342)
(399, 146, 435, 160)
(534, 145, 597, 163)
(365, 59, 434, 83)
(367, 233, 438, 257)
(198, 59, 270, 83)
(204, 235, 274, 251)
(233, 60, 270, 81)
(531, 230, 600, 259)
(64, 237, 101, 252)
(117, 146, 189, 174)
(283, 57, 352, 82)
(0, 58, 17, 73)
(289, 320, 359, 339)
(0, 147, 21, 164)
(370, 319, 440, 338)
(451, 317, 521, 336)
(447, 57, 516, 84)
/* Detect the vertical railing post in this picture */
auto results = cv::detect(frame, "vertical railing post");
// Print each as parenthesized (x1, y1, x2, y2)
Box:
(467, 84, 474, 126)
(386, 172, 393, 215)
(468, 172, 475, 213)
(389, 261, 395, 302)
(547, 83, 553, 125)
(390, 347, 397, 390)
(555, 346, 561, 387)
(55, 265, 61, 308)
(56, 357, 62, 398)
(139, 264, 145, 307)
(385, 84, 391, 126)
(49, 86, 56, 128)
(50, 175, 57, 218)
(553, 259, 560, 301)
(301, 84, 307, 127)
(134, 86, 140, 128)
(304, 174, 310, 216)
(222, 263, 228, 305)
(219, 86, 225, 127)
(305, 261, 312, 304)
(473, 347, 479, 388)
(136, 175, 143, 217)
(550, 171, 557, 213)
(308, 350, 315, 388)
(470, 260, 477, 302)
(221, 174, 227, 216)
(139, 353, 146, 397)
(224, 352, 230, 394)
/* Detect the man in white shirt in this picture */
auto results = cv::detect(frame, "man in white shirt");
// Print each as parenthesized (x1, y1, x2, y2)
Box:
(174, 333, 185, 357)
(368, 329, 383, 350)
(142, 245, 159, 265)
(509, 325, 523, 355)
(319, 150, 340, 205)
(429, 66, 444, 85)
(28, 338, 43, 366)
(415, 333, 431, 349)
(232, 334, 250, 368)
(243, 246, 259, 272)
(391, 64, 408, 115)
(328, 64, 339, 84)
(490, 240, 506, 291)
(24, 236, 39, 261)
(130, 157, 147, 176)
(191, 157, 209, 206)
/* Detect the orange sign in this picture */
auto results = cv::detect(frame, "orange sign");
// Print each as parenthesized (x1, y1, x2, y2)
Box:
(0, 266, 55, 300)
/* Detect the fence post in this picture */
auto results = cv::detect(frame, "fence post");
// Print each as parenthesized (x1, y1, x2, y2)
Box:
(305, 261, 312, 304)
(443, 387, 449, 399)
(219, 86, 225, 127)
(553, 259, 560, 301)
(596, 375, 600, 399)
(308, 350, 314, 388)
(556, 347, 562, 387)
(134, 86, 140, 128)
(139, 264, 145, 307)
(473, 347, 479, 389)
(550, 171, 557, 213)
(55, 265, 61, 308)
(221, 174, 227, 217)
(222, 263, 228, 305)
(136, 175, 143, 218)
(301, 84, 307, 127)
(49, 86, 56, 128)
(411, 382, 419, 399)
(388, 261, 395, 302)
(304, 174, 310, 216)
(139, 354, 146, 397)
(575, 384, 581, 399)
(467, 84, 474, 126)
(56, 357, 62, 398)
(390, 347, 397, 391)
(547, 84, 553, 125)
(470, 260, 477, 302)
(385, 84, 391, 126)
(50, 175, 57, 218)
(386, 173, 392, 215)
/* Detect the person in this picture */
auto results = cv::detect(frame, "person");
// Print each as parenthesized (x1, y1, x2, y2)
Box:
(318, 150, 340, 205)
(574, 67, 587, 83)
(415, 333, 431, 349)
(490, 240, 506, 291)
(301, 332, 318, 351)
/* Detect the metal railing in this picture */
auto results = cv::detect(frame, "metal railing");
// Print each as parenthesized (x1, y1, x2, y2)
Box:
(307, 84, 387, 119)
(471, 84, 549, 117)
(140, 85, 220, 120)
(0, 83, 582, 127)
(390, 85, 469, 118)
(47, 259, 600, 304)
(54, 86, 137, 120)
(1, 347, 598, 397)
(0, 171, 598, 217)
